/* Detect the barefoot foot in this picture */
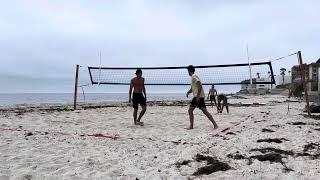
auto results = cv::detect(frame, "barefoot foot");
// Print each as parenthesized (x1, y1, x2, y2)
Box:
(136, 122, 144, 126)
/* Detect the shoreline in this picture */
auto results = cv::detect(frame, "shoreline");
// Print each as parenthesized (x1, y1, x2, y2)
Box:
(0, 94, 298, 114)
(0, 92, 243, 107)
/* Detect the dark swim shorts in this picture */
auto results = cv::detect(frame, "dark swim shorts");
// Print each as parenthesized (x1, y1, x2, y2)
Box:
(190, 97, 206, 109)
(132, 93, 146, 109)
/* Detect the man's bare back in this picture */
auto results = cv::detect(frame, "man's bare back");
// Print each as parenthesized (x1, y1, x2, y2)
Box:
(131, 77, 145, 93)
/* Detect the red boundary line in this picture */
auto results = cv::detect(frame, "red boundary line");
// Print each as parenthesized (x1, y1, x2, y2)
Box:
(209, 114, 253, 137)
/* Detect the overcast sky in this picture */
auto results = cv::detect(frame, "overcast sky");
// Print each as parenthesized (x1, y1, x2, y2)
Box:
(0, 0, 319, 93)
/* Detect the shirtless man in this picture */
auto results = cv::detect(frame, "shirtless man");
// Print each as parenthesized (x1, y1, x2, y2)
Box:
(217, 94, 229, 114)
(129, 69, 147, 125)
(207, 84, 218, 112)
(186, 65, 218, 130)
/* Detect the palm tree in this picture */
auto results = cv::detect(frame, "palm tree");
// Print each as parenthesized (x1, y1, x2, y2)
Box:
(280, 68, 287, 85)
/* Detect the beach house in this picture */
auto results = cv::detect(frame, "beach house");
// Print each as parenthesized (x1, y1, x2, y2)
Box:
(291, 58, 320, 101)
(239, 77, 272, 94)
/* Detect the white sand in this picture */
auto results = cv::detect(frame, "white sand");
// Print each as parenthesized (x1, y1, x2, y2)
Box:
(0, 95, 320, 179)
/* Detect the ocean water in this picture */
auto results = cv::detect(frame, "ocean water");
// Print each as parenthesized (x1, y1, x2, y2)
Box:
(0, 93, 188, 106)
(0, 85, 240, 106)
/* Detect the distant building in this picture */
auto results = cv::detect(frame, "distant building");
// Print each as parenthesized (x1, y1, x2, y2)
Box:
(239, 78, 272, 94)
(291, 64, 308, 84)
(277, 75, 292, 85)
(291, 59, 320, 101)
(240, 79, 256, 92)
(307, 62, 320, 97)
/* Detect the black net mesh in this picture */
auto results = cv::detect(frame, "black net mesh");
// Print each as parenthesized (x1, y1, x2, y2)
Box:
(88, 62, 275, 85)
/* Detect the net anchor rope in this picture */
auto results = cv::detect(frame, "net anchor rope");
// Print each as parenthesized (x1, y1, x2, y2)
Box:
(244, 52, 298, 64)
(271, 52, 298, 62)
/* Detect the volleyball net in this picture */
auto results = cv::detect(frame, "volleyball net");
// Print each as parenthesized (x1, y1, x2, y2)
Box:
(88, 62, 275, 86)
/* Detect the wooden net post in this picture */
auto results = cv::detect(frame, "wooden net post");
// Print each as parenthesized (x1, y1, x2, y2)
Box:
(297, 51, 311, 116)
(74, 64, 80, 110)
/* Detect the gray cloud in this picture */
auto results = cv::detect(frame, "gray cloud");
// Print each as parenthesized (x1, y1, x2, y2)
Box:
(0, 0, 319, 93)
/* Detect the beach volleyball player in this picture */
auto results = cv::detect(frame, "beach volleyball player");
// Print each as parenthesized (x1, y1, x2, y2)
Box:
(186, 65, 219, 130)
(129, 69, 147, 126)
(207, 84, 218, 112)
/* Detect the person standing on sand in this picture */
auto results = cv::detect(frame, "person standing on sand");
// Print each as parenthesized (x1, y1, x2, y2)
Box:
(129, 69, 147, 126)
(207, 84, 218, 112)
(186, 65, 219, 130)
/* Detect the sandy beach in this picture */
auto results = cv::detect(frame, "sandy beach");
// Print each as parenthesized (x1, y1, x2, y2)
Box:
(0, 95, 320, 179)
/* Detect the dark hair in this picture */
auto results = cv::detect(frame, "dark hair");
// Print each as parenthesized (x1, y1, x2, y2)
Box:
(187, 65, 195, 73)
(136, 68, 142, 74)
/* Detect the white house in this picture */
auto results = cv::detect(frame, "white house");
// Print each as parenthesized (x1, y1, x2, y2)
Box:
(239, 77, 272, 94)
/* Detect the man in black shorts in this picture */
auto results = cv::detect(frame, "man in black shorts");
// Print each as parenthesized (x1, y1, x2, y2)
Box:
(186, 65, 218, 130)
(217, 94, 229, 114)
(129, 69, 147, 126)
(207, 84, 218, 112)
